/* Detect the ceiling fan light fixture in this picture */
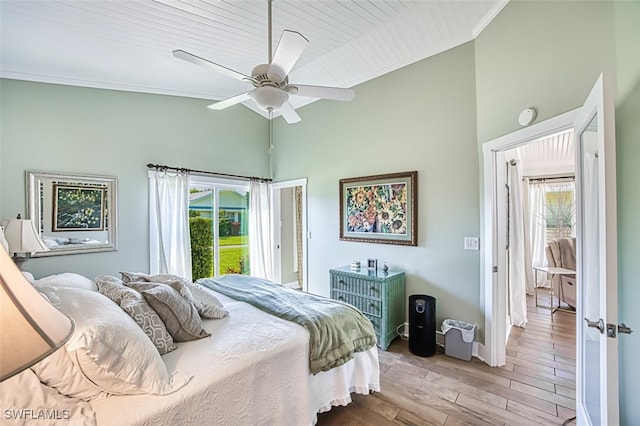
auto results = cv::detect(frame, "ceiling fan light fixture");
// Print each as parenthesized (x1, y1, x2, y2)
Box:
(249, 86, 288, 111)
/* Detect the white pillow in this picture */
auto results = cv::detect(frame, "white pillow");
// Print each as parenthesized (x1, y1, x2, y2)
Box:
(36, 286, 191, 396)
(31, 347, 108, 401)
(21, 271, 35, 284)
(0, 368, 96, 426)
(41, 235, 61, 248)
(34, 273, 97, 291)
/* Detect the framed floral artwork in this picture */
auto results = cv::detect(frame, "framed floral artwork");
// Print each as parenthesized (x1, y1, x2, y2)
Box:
(339, 171, 417, 246)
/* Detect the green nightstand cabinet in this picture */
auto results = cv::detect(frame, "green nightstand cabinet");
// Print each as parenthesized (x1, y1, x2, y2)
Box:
(329, 266, 405, 350)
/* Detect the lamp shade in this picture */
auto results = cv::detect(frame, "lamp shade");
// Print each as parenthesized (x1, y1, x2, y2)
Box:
(0, 218, 49, 254)
(0, 246, 73, 381)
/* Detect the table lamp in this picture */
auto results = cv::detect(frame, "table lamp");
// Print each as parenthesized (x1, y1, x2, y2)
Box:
(0, 214, 49, 269)
(0, 244, 74, 381)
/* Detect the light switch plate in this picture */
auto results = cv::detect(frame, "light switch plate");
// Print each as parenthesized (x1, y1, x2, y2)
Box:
(464, 237, 480, 251)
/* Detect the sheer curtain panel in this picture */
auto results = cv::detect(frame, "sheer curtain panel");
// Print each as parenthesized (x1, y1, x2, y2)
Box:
(529, 182, 548, 287)
(149, 170, 192, 280)
(249, 180, 274, 281)
(507, 161, 529, 327)
(294, 186, 303, 288)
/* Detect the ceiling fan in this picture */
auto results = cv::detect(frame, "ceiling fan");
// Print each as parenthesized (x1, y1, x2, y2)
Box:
(172, 0, 355, 124)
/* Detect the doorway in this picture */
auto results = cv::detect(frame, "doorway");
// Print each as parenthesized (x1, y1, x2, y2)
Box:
(271, 178, 308, 291)
(480, 109, 579, 366)
(502, 129, 576, 331)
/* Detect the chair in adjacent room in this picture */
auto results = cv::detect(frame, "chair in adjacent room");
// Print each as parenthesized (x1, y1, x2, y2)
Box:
(545, 237, 577, 309)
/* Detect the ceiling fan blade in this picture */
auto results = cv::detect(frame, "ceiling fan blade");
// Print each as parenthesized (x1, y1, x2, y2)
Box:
(173, 49, 249, 82)
(207, 92, 251, 110)
(279, 101, 301, 124)
(267, 30, 309, 82)
(288, 84, 355, 102)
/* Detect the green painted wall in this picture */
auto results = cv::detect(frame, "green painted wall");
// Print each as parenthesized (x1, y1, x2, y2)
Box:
(0, 79, 268, 279)
(475, 0, 616, 143)
(1, 1, 637, 421)
(272, 41, 482, 332)
(614, 1, 640, 422)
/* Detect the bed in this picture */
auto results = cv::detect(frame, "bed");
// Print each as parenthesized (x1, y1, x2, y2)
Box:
(1, 272, 380, 426)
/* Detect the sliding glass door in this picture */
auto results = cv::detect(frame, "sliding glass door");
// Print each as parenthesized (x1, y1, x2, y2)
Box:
(189, 177, 250, 279)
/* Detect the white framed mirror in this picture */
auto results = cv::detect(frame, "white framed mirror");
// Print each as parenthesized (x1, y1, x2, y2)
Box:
(26, 170, 118, 256)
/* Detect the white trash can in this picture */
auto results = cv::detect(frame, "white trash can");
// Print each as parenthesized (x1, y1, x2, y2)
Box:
(441, 319, 476, 361)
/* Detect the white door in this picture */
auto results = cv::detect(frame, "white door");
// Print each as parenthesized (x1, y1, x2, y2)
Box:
(574, 74, 619, 425)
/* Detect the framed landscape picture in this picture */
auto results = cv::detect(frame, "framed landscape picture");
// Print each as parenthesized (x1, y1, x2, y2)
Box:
(339, 171, 417, 246)
(53, 184, 106, 231)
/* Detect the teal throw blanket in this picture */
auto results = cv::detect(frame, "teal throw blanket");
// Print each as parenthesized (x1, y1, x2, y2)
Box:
(198, 275, 377, 374)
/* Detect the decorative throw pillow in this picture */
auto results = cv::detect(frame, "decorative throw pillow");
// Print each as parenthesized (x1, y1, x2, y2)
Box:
(126, 281, 210, 342)
(184, 281, 228, 319)
(34, 272, 97, 291)
(120, 271, 151, 284)
(36, 286, 191, 396)
(121, 271, 227, 319)
(121, 272, 194, 300)
(95, 275, 177, 355)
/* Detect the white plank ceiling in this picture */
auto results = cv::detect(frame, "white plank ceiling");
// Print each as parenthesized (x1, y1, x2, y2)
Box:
(0, 0, 508, 118)
(506, 129, 576, 178)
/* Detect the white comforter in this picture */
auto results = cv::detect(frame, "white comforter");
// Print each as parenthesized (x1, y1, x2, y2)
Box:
(90, 292, 380, 425)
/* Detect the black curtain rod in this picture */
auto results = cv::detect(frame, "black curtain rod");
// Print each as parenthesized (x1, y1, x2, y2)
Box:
(527, 175, 575, 183)
(146, 163, 272, 183)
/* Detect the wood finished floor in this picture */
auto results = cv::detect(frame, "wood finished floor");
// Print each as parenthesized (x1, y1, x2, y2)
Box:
(317, 289, 576, 426)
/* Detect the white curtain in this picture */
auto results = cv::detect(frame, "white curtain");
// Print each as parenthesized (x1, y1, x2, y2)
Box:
(294, 186, 303, 288)
(149, 170, 192, 280)
(507, 161, 529, 327)
(521, 178, 535, 295)
(249, 180, 274, 280)
(529, 181, 548, 287)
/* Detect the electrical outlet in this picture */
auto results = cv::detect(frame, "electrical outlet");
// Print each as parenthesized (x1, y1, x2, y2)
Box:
(464, 237, 479, 251)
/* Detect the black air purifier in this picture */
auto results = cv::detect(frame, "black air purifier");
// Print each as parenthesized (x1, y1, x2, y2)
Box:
(408, 295, 436, 357)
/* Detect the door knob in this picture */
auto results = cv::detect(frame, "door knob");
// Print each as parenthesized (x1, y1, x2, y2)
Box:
(618, 323, 634, 335)
(584, 318, 604, 333)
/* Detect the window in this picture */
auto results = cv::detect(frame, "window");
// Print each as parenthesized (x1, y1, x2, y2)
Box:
(543, 181, 575, 240)
(188, 177, 250, 280)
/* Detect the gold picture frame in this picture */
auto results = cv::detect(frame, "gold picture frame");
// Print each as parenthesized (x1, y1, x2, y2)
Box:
(339, 171, 417, 246)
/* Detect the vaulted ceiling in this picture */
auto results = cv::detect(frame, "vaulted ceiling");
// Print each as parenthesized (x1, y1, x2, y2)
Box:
(0, 0, 508, 119)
